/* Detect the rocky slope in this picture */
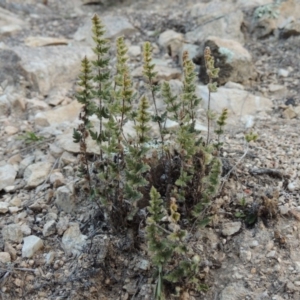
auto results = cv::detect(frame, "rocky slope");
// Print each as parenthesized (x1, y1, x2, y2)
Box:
(1, 0, 300, 299)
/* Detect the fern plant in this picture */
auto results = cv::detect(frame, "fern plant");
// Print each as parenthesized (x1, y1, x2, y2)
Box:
(73, 14, 228, 296)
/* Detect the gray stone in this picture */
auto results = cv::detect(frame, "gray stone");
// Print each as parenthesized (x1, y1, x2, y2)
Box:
(0, 49, 27, 86)
(74, 15, 137, 47)
(24, 162, 52, 188)
(2, 224, 23, 243)
(22, 235, 43, 258)
(0, 164, 17, 191)
(43, 220, 56, 237)
(62, 223, 87, 256)
(222, 221, 242, 236)
(186, 2, 244, 45)
(55, 185, 75, 213)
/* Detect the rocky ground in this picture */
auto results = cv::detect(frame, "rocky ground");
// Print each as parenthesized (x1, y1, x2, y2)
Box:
(1, 0, 300, 299)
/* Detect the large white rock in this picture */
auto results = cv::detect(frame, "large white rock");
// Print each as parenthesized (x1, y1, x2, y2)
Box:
(23, 162, 52, 188)
(62, 223, 87, 256)
(35, 101, 82, 127)
(12, 45, 94, 96)
(22, 235, 44, 258)
(196, 85, 272, 126)
(74, 15, 137, 46)
(0, 164, 17, 191)
(222, 221, 242, 236)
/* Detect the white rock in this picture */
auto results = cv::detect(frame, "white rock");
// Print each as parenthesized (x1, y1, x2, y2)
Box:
(40, 101, 82, 126)
(0, 252, 11, 263)
(62, 223, 87, 256)
(288, 182, 297, 192)
(9, 207, 20, 214)
(0, 164, 17, 191)
(224, 81, 245, 90)
(196, 85, 272, 126)
(222, 221, 241, 236)
(22, 235, 43, 258)
(12, 45, 95, 96)
(279, 204, 290, 215)
(278, 68, 289, 77)
(266, 250, 276, 258)
(24, 162, 52, 188)
(43, 220, 56, 237)
(2, 224, 23, 243)
(128, 45, 141, 57)
(0, 202, 9, 213)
